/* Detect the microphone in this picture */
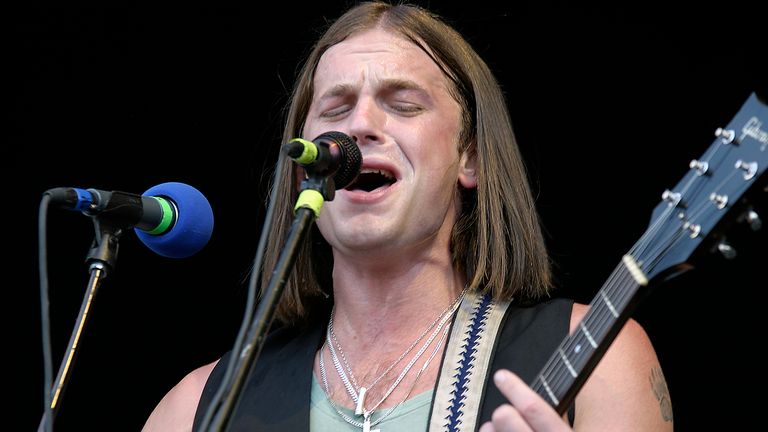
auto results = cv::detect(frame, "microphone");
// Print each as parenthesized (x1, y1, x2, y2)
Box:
(283, 131, 362, 189)
(45, 182, 214, 258)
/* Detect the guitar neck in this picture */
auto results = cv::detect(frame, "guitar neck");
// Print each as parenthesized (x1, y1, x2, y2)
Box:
(528, 92, 767, 416)
(531, 255, 648, 415)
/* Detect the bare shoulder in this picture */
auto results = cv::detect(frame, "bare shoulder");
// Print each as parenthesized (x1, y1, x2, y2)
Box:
(569, 302, 673, 431)
(142, 359, 220, 432)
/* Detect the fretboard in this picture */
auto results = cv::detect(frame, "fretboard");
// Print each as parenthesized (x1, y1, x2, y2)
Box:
(531, 255, 648, 415)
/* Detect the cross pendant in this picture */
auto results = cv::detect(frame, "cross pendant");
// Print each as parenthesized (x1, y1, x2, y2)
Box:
(355, 387, 368, 415)
(362, 417, 380, 432)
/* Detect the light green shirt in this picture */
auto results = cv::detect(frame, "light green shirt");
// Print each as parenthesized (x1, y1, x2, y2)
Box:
(310, 375, 434, 431)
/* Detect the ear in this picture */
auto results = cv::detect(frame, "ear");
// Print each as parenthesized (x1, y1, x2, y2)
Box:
(458, 149, 477, 189)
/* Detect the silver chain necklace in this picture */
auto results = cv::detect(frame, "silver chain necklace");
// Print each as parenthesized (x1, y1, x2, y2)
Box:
(319, 323, 451, 432)
(328, 287, 465, 414)
(321, 288, 466, 431)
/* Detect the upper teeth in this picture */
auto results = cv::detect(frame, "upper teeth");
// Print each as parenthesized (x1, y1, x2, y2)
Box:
(360, 168, 395, 180)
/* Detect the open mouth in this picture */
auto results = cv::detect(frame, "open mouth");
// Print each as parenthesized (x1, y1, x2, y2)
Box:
(344, 169, 397, 193)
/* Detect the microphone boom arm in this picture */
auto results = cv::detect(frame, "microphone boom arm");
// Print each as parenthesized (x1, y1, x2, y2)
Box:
(205, 178, 329, 431)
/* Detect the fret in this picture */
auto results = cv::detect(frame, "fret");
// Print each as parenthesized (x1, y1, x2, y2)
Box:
(599, 290, 619, 318)
(533, 261, 643, 415)
(538, 375, 560, 405)
(558, 348, 577, 378)
(578, 322, 597, 348)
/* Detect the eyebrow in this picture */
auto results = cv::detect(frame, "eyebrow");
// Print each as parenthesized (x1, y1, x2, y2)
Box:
(318, 78, 428, 101)
(319, 83, 356, 101)
(381, 78, 426, 93)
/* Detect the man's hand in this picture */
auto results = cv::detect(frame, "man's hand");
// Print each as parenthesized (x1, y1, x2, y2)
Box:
(478, 370, 572, 432)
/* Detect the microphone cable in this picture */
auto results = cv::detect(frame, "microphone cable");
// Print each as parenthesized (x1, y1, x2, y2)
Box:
(38, 194, 54, 432)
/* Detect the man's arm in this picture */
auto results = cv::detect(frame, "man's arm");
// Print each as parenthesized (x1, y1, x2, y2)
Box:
(142, 359, 219, 432)
(571, 304, 673, 431)
(481, 304, 673, 431)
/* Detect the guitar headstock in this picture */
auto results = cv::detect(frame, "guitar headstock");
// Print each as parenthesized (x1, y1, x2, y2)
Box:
(636, 93, 768, 282)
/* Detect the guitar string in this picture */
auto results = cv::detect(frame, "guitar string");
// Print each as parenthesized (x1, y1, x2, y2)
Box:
(551, 133, 763, 402)
(547, 174, 696, 401)
(541, 160, 737, 404)
(536, 139, 749, 403)
(637, 132, 737, 260)
(632, 140, 735, 263)
(641, 166, 743, 274)
(534, 262, 630, 400)
(566, 204, 706, 394)
(542, 260, 641, 402)
(632, 188, 689, 260)
(630, 146, 714, 260)
(555, 267, 635, 400)
(543, 265, 633, 400)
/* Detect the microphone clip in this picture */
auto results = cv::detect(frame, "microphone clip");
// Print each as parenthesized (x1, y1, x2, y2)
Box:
(295, 174, 334, 219)
(86, 216, 122, 274)
(85, 190, 146, 229)
(300, 174, 335, 201)
(284, 131, 362, 218)
(84, 192, 147, 274)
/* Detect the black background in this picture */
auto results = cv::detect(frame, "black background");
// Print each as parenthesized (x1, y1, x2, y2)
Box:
(13, 2, 766, 431)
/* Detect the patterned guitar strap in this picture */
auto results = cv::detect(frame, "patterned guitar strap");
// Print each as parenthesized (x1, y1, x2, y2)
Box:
(428, 290, 511, 432)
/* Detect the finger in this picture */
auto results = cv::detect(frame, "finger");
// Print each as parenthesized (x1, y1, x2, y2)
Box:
(493, 369, 570, 431)
(489, 403, 534, 432)
(478, 420, 494, 432)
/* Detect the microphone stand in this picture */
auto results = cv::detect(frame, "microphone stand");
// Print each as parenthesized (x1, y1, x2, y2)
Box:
(206, 173, 334, 432)
(38, 216, 126, 431)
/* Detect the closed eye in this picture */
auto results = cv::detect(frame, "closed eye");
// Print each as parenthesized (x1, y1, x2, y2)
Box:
(390, 102, 423, 115)
(320, 105, 351, 118)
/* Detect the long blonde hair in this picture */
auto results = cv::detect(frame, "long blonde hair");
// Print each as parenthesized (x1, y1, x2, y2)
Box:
(262, 1, 552, 325)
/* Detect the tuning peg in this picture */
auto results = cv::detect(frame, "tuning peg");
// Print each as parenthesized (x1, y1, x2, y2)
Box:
(690, 159, 709, 176)
(716, 241, 737, 259)
(715, 127, 737, 145)
(662, 189, 683, 207)
(734, 160, 758, 180)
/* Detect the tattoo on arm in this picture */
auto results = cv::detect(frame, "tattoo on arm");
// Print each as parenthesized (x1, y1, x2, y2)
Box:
(650, 366, 673, 422)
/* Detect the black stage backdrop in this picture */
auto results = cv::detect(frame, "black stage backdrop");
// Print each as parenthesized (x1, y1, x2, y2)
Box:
(12, 2, 766, 431)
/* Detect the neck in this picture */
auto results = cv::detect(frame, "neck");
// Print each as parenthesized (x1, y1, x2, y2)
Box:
(319, 258, 465, 412)
(329, 252, 465, 348)
(315, 224, 467, 411)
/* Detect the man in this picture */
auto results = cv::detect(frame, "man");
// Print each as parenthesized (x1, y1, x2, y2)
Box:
(144, 3, 672, 431)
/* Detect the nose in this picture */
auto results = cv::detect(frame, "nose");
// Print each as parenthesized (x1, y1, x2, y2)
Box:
(347, 96, 385, 146)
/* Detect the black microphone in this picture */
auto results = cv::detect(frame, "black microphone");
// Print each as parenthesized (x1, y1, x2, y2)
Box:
(45, 182, 214, 258)
(283, 131, 362, 189)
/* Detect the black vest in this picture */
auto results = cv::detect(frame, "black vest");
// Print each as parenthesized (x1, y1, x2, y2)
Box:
(193, 297, 573, 431)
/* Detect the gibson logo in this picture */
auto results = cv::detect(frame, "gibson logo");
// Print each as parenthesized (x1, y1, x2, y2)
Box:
(740, 117, 768, 151)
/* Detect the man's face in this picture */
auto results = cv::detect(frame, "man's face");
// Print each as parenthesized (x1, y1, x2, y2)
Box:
(303, 28, 476, 261)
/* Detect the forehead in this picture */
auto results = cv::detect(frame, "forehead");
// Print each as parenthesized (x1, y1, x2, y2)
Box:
(314, 28, 449, 93)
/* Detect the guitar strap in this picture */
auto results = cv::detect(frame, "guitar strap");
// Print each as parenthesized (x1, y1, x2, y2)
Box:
(428, 291, 511, 432)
